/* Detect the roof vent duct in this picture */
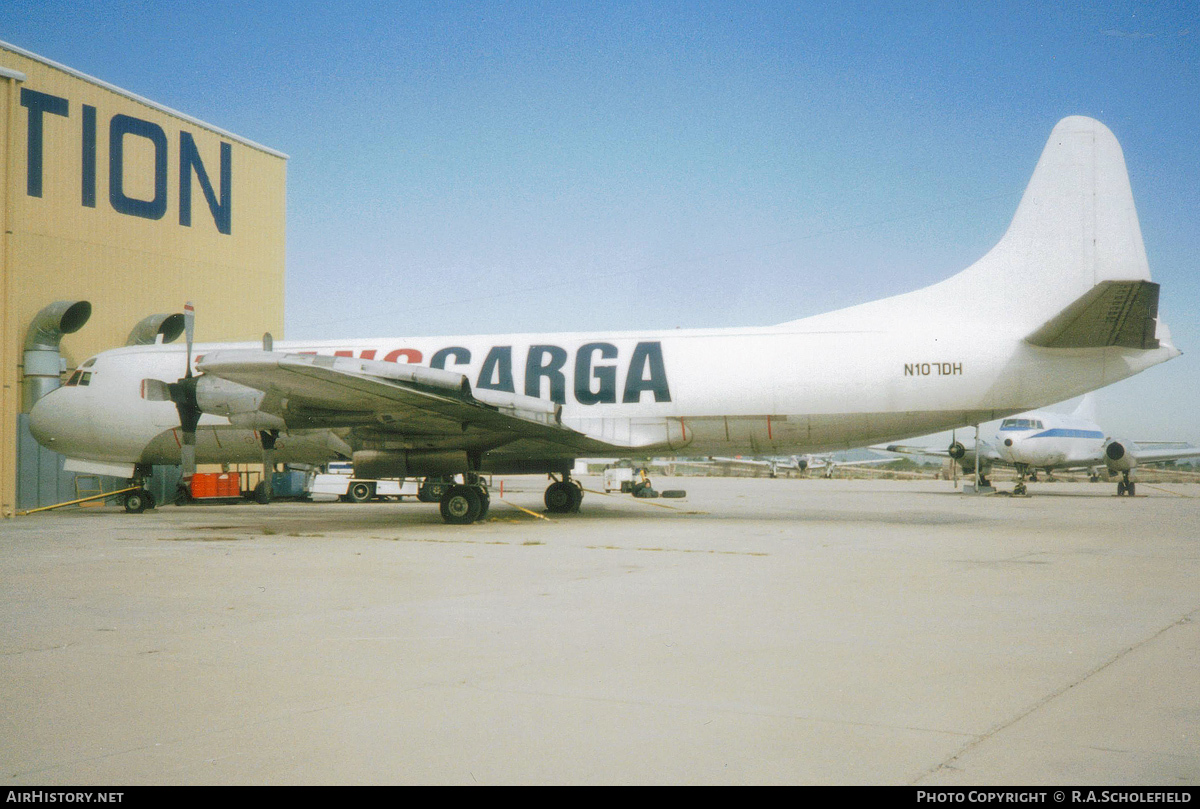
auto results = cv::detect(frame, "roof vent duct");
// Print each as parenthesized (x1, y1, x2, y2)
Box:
(126, 313, 186, 346)
(23, 300, 92, 411)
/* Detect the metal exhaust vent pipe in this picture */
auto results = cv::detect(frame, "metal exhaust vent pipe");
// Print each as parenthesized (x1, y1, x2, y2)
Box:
(126, 313, 186, 346)
(23, 300, 92, 412)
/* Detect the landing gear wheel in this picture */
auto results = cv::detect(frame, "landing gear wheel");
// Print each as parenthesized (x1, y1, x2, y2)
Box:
(418, 479, 450, 502)
(347, 481, 374, 503)
(440, 485, 482, 524)
(545, 480, 582, 513)
(123, 490, 149, 513)
(254, 480, 273, 504)
(174, 483, 192, 506)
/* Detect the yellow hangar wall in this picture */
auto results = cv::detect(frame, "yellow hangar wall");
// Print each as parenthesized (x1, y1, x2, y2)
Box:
(1, 42, 287, 516)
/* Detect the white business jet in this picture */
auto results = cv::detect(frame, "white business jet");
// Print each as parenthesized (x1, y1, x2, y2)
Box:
(29, 117, 1182, 522)
(886, 395, 1200, 496)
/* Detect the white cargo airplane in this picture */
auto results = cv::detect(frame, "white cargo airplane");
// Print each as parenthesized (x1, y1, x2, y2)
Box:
(886, 395, 1200, 495)
(29, 116, 1181, 522)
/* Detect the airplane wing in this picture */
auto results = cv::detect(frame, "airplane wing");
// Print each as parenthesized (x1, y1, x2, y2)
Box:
(1130, 445, 1200, 466)
(195, 350, 618, 457)
(881, 442, 1006, 472)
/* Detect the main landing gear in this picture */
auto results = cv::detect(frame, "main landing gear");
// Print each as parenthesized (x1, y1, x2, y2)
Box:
(1116, 471, 1136, 497)
(439, 474, 491, 525)
(544, 473, 584, 514)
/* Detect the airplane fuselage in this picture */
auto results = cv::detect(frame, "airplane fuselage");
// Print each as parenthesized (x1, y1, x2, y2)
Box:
(31, 321, 1171, 472)
(991, 414, 1108, 470)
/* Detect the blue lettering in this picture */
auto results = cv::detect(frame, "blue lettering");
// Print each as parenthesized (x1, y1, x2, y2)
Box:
(20, 88, 68, 198)
(431, 346, 471, 370)
(81, 104, 97, 207)
(477, 346, 514, 393)
(179, 132, 231, 234)
(526, 345, 568, 404)
(623, 341, 671, 403)
(109, 114, 168, 220)
(575, 342, 618, 405)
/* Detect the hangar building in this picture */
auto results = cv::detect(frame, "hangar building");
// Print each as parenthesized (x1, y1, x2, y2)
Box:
(1, 42, 288, 516)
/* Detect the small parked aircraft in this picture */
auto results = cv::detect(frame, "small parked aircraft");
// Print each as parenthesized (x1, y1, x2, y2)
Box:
(886, 395, 1200, 496)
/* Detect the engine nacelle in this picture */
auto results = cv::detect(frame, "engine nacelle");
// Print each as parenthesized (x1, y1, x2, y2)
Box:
(1104, 439, 1137, 473)
(193, 375, 287, 430)
(353, 449, 471, 479)
(948, 441, 966, 460)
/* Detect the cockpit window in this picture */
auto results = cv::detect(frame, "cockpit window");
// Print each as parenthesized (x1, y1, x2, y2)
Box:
(82, 357, 97, 368)
(78, 372, 91, 387)
(1000, 418, 1044, 430)
(65, 370, 83, 386)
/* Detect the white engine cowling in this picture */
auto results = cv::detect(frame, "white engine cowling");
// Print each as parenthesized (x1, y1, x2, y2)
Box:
(1103, 439, 1137, 474)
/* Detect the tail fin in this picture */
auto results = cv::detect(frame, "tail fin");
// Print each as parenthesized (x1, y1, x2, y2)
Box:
(1071, 393, 1098, 424)
(949, 116, 1152, 332)
(790, 117, 1159, 337)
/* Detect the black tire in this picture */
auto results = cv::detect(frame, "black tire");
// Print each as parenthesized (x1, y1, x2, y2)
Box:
(123, 490, 148, 513)
(440, 485, 482, 524)
(545, 481, 580, 513)
(348, 481, 374, 503)
(661, 490, 686, 498)
(254, 480, 272, 504)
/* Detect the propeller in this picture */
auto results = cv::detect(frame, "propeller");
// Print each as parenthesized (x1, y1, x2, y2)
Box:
(143, 312, 286, 503)
(142, 302, 200, 484)
(173, 302, 201, 483)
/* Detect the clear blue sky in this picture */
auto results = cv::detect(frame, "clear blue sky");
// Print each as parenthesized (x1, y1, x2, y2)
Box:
(5, 1, 1198, 442)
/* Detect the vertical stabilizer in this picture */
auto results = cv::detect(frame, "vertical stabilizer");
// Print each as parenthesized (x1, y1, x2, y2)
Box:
(950, 116, 1151, 331)
(1071, 393, 1098, 425)
(788, 117, 1157, 336)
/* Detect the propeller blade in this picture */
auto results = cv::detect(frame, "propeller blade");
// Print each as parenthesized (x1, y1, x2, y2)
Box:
(141, 379, 171, 401)
(179, 435, 197, 482)
(183, 301, 195, 378)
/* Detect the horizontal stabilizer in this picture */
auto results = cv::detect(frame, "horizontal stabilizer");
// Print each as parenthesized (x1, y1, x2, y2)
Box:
(1025, 280, 1159, 349)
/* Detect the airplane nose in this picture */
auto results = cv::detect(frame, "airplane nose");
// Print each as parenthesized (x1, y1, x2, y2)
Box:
(28, 388, 96, 455)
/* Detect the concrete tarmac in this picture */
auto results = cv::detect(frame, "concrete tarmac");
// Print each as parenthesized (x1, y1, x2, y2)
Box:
(1, 477, 1197, 785)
